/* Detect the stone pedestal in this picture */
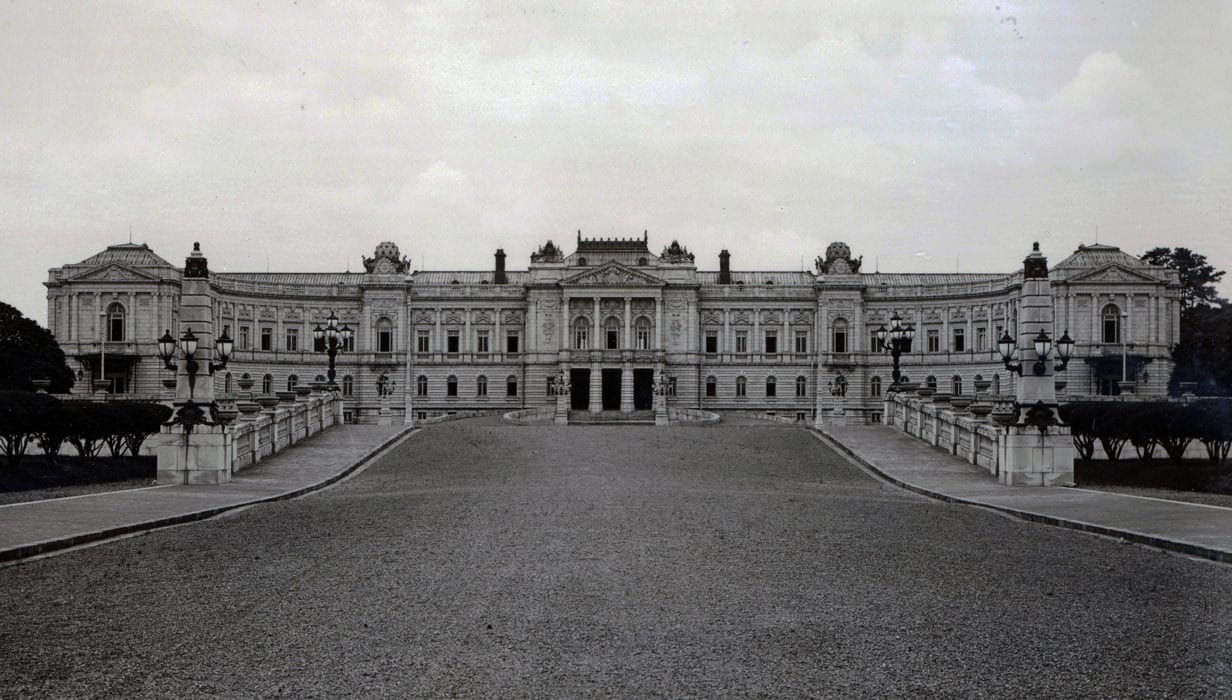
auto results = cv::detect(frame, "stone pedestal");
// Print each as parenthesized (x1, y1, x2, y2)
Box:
(378, 396, 392, 426)
(654, 394, 668, 426)
(999, 426, 1075, 486)
(554, 393, 569, 425)
(149, 423, 233, 485)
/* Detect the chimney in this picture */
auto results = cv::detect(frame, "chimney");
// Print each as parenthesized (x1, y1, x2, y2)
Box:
(718, 249, 731, 284)
(494, 248, 507, 284)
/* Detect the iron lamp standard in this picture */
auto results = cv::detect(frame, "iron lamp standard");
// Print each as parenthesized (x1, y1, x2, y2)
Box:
(156, 327, 233, 429)
(312, 311, 354, 389)
(997, 329, 1074, 376)
(874, 312, 915, 386)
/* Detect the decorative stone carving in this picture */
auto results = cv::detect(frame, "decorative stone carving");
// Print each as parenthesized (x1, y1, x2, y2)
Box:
(443, 310, 464, 325)
(660, 240, 695, 263)
(501, 310, 524, 325)
(760, 310, 781, 325)
(413, 310, 436, 324)
(362, 242, 410, 274)
(531, 240, 564, 263)
(702, 310, 723, 325)
(565, 263, 663, 287)
(791, 310, 813, 325)
(731, 310, 752, 326)
(815, 241, 863, 275)
(472, 310, 492, 325)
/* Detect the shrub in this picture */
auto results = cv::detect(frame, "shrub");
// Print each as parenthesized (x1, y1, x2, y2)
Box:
(1192, 399, 1232, 465)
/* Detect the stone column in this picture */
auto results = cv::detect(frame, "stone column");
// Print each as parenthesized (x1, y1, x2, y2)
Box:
(621, 297, 633, 412)
(590, 296, 602, 413)
(623, 297, 632, 349)
(1000, 243, 1074, 487)
(149, 243, 233, 485)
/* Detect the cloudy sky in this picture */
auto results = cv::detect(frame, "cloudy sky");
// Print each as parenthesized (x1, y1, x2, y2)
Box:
(2, 1, 1228, 325)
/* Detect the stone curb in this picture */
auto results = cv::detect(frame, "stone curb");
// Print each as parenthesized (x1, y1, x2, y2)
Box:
(0, 425, 419, 565)
(814, 427, 1232, 564)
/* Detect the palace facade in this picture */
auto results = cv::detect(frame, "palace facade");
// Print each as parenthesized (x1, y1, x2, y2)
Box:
(45, 235, 1180, 424)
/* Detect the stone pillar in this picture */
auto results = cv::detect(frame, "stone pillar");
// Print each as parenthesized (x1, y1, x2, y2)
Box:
(149, 243, 232, 485)
(623, 297, 632, 349)
(1000, 243, 1075, 487)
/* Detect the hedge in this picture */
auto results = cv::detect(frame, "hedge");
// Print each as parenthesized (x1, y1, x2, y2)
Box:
(1060, 400, 1232, 465)
(0, 391, 172, 466)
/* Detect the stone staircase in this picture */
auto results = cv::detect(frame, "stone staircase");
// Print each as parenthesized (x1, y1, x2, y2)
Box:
(567, 410, 656, 425)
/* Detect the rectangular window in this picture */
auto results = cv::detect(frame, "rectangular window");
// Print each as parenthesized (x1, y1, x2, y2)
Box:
(795, 378, 806, 397)
(260, 327, 272, 351)
(794, 331, 807, 354)
(417, 330, 430, 353)
(477, 378, 487, 396)
(976, 327, 987, 352)
(927, 329, 940, 353)
(447, 330, 460, 354)
(506, 331, 519, 354)
(575, 327, 589, 349)
(1103, 318, 1119, 344)
(953, 328, 965, 352)
(833, 330, 847, 353)
(606, 329, 618, 350)
(635, 327, 649, 350)
(342, 334, 354, 352)
(285, 328, 298, 352)
(764, 331, 777, 355)
(735, 331, 748, 354)
(239, 326, 250, 349)
(706, 380, 717, 397)
(506, 378, 517, 397)
(378, 329, 393, 353)
(705, 332, 718, 354)
(870, 332, 884, 353)
(766, 380, 776, 398)
(736, 379, 747, 397)
(476, 330, 490, 354)
(668, 377, 677, 396)
(314, 335, 326, 352)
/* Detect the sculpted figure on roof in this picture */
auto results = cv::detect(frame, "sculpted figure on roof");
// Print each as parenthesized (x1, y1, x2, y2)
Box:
(660, 240, 694, 263)
(816, 241, 862, 275)
(362, 241, 410, 274)
(531, 240, 563, 263)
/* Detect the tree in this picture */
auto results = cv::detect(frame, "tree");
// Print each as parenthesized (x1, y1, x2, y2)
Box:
(0, 301, 75, 393)
(1142, 247, 1226, 311)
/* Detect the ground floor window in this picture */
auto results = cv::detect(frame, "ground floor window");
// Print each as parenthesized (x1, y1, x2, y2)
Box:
(705, 376, 716, 397)
(736, 376, 747, 397)
(446, 375, 458, 397)
(506, 375, 517, 397)
(477, 375, 488, 396)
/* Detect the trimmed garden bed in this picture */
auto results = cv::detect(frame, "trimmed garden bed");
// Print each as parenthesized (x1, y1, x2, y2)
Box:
(0, 456, 156, 505)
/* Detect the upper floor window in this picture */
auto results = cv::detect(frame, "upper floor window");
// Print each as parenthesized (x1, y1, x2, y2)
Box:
(506, 331, 520, 354)
(417, 330, 430, 353)
(224, 372, 232, 394)
(239, 326, 250, 349)
(735, 330, 749, 354)
(831, 319, 848, 353)
(794, 331, 808, 354)
(705, 331, 718, 354)
(574, 318, 591, 350)
(952, 328, 965, 352)
(106, 303, 125, 342)
(952, 375, 963, 395)
(261, 327, 273, 351)
(285, 328, 298, 352)
(926, 329, 940, 353)
(764, 331, 778, 355)
(377, 318, 394, 353)
(476, 330, 490, 354)
(606, 317, 620, 350)
(1102, 304, 1122, 343)
(976, 326, 987, 352)
(635, 318, 651, 350)
(926, 375, 937, 391)
(447, 329, 460, 354)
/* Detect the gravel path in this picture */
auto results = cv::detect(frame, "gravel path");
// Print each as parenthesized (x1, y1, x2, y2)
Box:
(1, 419, 1230, 697)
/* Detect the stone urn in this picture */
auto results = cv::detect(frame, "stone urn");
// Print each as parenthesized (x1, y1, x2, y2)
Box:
(991, 408, 1018, 427)
(294, 386, 312, 399)
(215, 407, 239, 425)
(916, 386, 935, 398)
(931, 392, 952, 405)
(950, 396, 974, 412)
(968, 403, 994, 418)
(973, 378, 992, 394)
(237, 401, 263, 416)
(276, 391, 297, 404)
(257, 395, 281, 409)
(310, 381, 328, 394)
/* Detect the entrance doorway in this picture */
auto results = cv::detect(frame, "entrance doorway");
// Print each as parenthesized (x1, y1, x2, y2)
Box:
(570, 368, 590, 410)
(601, 369, 622, 410)
(633, 369, 654, 410)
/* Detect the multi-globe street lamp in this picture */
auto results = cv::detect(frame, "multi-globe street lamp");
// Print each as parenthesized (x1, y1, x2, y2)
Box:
(874, 312, 915, 386)
(312, 311, 353, 389)
(156, 326, 233, 429)
(996, 329, 1075, 376)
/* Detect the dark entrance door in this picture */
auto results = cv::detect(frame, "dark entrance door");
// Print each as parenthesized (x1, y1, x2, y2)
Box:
(633, 369, 654, 410)
(570, 368, 590, 410)
(601, 369, 622, 410)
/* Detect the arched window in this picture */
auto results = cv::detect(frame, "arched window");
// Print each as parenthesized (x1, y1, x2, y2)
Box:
(1102, 304, 1122, 343)
(477, 375, 488, 397)
(287, 374, 298, 391)
(314, 374, 326, 383)
(952, 375, 963, 395)
(105, 303, 125, 342)
(766, 376, 777, 397)
(262, 374, 273, 394)
(577, 257, 588, 266)
(446, 375, 458, 397)
(637, 257, 648, 266)
(993, 373, 1001, 395)
(573, 317, 590, 350)
(342, 375, 354, 397)
(926, 375, 937, 391)
(832, 318, 849, 353)
(635, 317, 651, 350)
(605, 317, 621, 350)
(705, 375, 717, 397)
(376, 317, 394, 353)
(832, 375, 848, 396)
(506, 375, 518, 397)
(870, 376, 882, 397)
(796, 376, 807, 397)
(224, 372, 232, 394)
(736, 376, 747, 397)
(416, 375, 427, 396)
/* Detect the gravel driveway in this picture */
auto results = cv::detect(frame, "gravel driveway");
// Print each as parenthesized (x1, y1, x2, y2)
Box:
(2, 419, 1230, 698)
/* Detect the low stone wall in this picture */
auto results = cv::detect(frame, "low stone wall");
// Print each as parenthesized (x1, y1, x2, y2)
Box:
(229, 392, 343, 471)
(883, 392, 1011, 479)
(668, 408, 722, 425)
(501, 407, 556, 426)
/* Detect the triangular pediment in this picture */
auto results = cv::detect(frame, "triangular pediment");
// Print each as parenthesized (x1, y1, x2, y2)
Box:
(68, 263, 161, 283)
(1065, 264, 1159, 285)
(560, 261, 665, 288)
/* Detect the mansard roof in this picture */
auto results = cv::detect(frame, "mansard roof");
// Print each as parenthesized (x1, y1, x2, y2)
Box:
(413, 271, 529, 286)
(697, 271, 815, 286)
(216, 272, 367, 286)
(75, 243, 176, 269)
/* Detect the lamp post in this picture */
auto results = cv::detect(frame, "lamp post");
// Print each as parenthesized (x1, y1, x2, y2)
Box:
(997, 329, 1074, 377)
(312, 311, 353, 389)
(1120, 310, 1129, 383)
(874, 312, 915, 386)
(156, 326, 233, 429)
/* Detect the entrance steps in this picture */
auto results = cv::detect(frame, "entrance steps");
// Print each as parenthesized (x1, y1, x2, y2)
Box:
(567, 410, 655, 425)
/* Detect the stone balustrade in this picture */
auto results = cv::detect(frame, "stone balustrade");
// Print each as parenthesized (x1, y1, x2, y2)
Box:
(883, 390, 1012, 478)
